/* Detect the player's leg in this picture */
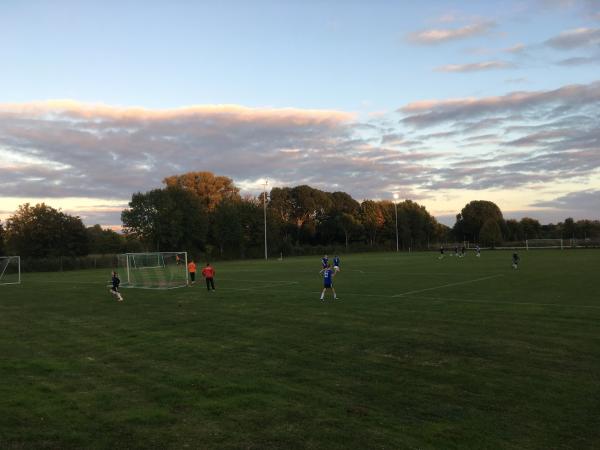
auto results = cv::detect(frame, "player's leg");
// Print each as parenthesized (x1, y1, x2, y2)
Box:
(209, 278, 215, 290)
(320, 288, 326, 300)
(332, 287, 338, 300)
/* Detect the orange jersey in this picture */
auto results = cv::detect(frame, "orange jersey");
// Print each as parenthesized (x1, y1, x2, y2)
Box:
(187, 262, 196, 273)
(202, 266, 214, 278)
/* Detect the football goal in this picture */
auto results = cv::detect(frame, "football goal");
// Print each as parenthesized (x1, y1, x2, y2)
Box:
(525, 239, 564, 250)
(0, 256, 21, 285)
(118, 252, 188, 289)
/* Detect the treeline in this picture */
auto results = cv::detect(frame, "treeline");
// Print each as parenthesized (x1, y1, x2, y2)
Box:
(120, 172, 448, 258)
(452, 200, 600, 245)
(2, 174, 599, 265)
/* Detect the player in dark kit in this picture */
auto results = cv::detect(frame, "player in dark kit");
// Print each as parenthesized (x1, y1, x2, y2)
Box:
(109, 271, 124, 301)
(319, 264, 338, 301)
(438, 246, 445, 259)
(512, 253, 520, 269)
(321, 254, 329, 269)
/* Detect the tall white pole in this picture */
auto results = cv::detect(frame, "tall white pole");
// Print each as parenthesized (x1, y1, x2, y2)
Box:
(263, 180, 268, 260)
(393, 193, 399, 252)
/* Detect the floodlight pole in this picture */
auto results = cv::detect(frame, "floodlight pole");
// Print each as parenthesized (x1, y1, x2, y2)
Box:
(393, 193, 399, 252)
(263, 179, 268, 260)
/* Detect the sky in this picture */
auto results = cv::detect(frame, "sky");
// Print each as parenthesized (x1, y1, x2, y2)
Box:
(1, 0, 599, 228)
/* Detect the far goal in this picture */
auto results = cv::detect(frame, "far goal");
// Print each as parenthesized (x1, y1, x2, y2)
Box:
(0, 256, 21, 285)
(525, 239, 564, 250)
(118, 252, 188, 289)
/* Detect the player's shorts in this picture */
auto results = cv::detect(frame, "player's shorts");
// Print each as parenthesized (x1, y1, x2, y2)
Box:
(324, 282, 332, 288)
(190, 272, 196, 281)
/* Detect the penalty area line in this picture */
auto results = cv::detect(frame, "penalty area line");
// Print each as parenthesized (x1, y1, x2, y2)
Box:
(392, 274, 504, 297)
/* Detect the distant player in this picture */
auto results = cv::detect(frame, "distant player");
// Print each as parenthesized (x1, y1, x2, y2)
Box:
(454, 246, 459, 257)
(475, 245, 481, 257)
(319, 264, 338, 301)
(187, 259, 196, 285)
(109, 271, 124, 302)
(460, 246, 466, 258)
(333, 255, 341, 272)
(438, 246, 445, 259)
(202, 262, 216, 291)
(512, 252, 520, 269)
(321, 254, 329, 269)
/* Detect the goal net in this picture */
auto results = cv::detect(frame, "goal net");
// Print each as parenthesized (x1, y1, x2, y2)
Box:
(525, 239, 564, 250)
(0, 256, 21, 285)
(118, 252, 188, 289)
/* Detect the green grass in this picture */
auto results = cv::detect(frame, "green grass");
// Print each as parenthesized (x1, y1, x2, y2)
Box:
(1, 250, 599, 449)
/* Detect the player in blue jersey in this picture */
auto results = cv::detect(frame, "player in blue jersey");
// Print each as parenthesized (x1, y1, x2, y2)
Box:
(333, 255, 341, 272)
(321, 254, 329, 269)
(475, 245, 481, 257)
(319, 264, 338, 301)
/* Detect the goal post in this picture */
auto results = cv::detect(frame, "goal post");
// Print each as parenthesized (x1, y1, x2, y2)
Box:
(0, 256, 21, 285)
(118, 252, 188, 289)
(525, 239, 564, 250)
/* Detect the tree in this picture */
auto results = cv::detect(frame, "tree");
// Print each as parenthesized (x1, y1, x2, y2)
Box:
(0, 221, 5, 256)
(211, 199, 243, 257)
(479, 219, 503, 247)
(121, 186, 208, 253)
(505, 219, 524, 241)
(360, 200, 385, 246)
(86, 225, 126, 254)
(454, 200, 504, 242)
(163, 171, 240, 211)
(5, 203, 89, 257)
(520, 217, 541, 240)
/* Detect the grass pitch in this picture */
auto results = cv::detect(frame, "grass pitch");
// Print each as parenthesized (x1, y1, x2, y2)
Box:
(1, 250, 599, 449)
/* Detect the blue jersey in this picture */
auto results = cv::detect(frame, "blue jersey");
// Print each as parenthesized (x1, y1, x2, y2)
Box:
(111, 275, 120, 290)
(333, 256, 340, 267)
(321, 257, 328, 268)
(323, 268, 334, 287)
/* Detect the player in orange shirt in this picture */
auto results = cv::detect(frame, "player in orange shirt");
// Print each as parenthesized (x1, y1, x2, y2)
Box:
(187, 260, 197, 286)
(201, 262, 216, 291)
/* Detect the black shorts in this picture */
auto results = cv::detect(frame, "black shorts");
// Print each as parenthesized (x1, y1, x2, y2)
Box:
(190, 272, 196, 281)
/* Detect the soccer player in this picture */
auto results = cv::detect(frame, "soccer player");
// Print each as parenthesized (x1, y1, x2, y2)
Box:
(333, 255, 341, 272)
(454, 246, 459, 257)
(202, 263, 216, 291)
(475, 245, 481, 257)
(109, 271, 123, 302)
(460, 246, 466, 258)
(438, 246, 445, 259)
(321, 254, 329, 269)
(319, 264, 338, 301)
(188, 259, 196, 285)
(512, 252, 520, 269)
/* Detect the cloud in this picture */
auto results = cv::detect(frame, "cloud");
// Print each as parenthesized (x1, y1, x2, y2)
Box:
(557, 55, 600, 65)
(504, 43, 526, 53)
(400, 80, 600, 128)
(435, 60, 513, 72)
(532, 189, 600, 220)
(2, 80, 599, 228)
(407, 21, 495, 45)
(545, 27, 600, 49)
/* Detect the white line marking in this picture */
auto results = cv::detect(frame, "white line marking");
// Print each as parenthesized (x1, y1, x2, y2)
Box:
(392, 274, 504, 297)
